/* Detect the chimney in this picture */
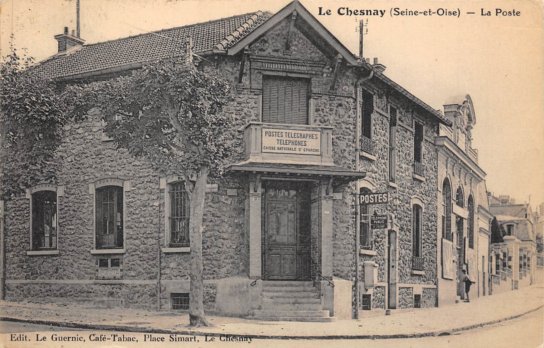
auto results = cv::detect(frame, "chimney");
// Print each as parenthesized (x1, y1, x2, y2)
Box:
(54, 26, 84, 54)
(372, 57, 386, 73)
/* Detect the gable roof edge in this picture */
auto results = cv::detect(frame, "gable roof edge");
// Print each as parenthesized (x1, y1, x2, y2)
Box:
(226, 1, 359, 65)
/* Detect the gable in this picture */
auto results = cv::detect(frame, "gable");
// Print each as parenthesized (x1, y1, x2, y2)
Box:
(250, 17, 328, 62)
(227, 1, 359, 66)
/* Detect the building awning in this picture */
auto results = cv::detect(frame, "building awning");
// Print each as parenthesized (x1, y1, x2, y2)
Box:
(227, 161, 365, 182)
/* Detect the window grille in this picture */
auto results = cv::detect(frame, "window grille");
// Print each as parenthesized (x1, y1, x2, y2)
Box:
(169, 182, 190, 247)
(171, 293, 190, 310)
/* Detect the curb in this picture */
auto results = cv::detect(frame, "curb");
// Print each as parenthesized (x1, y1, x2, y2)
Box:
(0, 305, 542, 340)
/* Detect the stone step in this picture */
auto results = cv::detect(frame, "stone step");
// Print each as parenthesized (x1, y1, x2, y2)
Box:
(262, 297, 321, 304)
(262, 291, 319, 298)
(261, 302, 323, 311)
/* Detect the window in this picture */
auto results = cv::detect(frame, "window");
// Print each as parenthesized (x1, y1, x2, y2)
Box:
(360, 90, 374, 155)
(171, 293, 190, 310)
(467, 195, 474, 249)
(413, 204, 423, 257)
(360, 188, 373, 249)
(389, 107, 397, 182)
(31, 191, 57, 250)
(455, 187, 464, 207)
(362, 90, 373, 139)
(414, 122, 423, 163)
(506, 224, 514, 236)
(442, 179, 452, 241)
(262, 76, 309, 124)
(95, 186, 123, 249)
(414, 294, 422, 308)
(169, 182, 190, 247)
(361, 294, 372, 310)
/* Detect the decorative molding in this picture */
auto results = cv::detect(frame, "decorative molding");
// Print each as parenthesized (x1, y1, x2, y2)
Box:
(162, 247, 191, 254)
(90, 249, 126, 255)
(26, 250, 60, 256)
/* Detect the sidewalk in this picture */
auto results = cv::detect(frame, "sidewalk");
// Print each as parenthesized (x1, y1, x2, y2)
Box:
(0, 285, 542, 339)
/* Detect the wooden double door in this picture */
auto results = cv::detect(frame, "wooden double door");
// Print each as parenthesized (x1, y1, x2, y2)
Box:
(263, 181, 311, 280)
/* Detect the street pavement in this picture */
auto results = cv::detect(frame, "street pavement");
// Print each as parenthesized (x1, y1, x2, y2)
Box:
(0, 284, 542, 339)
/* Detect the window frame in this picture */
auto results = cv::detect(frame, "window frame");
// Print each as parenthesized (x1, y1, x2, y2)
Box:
(95, 185, 124, 250)
(90, 179, 127, 254)
(442, 179, 453, 241)
(413, 121, 424, 164)
(361, 89, 374, 140)
(28, 186, 61, 253)
(261, 75, 310, 125)
(167, 181, 190, 248)
(412, 204, 423, 258)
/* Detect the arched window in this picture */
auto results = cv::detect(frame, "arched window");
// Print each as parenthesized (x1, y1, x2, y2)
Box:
(456, 187, 464, 207)
(442, 179, 452, 241)
(360, 187, 373, 249)
(467, 195, 474, 249)
(413, 204, 423, 257)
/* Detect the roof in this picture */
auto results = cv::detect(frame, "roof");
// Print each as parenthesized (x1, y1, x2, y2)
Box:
(32, 1, 448, 126)
(33, 12, 271, 79)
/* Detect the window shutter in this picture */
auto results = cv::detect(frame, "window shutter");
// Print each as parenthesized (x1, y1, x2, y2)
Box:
(263, 76, 308, 124)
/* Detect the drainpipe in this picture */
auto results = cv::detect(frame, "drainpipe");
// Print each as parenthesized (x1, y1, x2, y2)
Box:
(354, 68, 373, 319)
(157, 177, 162, 310)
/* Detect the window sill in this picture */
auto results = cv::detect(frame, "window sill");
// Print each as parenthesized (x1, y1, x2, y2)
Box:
(90, 248, 125, 255)
(360, 249, 377, 256)
(162, 247, 191, 254)
(411, 270, 425, 276)
(359, 151, 376, 161)
(26, 250, 59, 256)
(413, 173, 426, 182)
(388, 181, 398, 189)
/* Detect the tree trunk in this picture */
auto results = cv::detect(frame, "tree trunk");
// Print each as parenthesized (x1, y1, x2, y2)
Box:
(188, 165, 210, 327)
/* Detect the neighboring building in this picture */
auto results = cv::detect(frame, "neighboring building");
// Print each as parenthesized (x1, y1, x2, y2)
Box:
(3, 1, 452, 320)
(489, 195, 538, 293)
(435, 95, 491, 305)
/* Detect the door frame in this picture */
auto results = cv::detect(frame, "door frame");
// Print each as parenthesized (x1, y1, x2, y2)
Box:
(261, 179, 312, 281)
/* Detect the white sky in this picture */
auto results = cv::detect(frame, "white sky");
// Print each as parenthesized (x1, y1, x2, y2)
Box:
(1, 0, 543, 207)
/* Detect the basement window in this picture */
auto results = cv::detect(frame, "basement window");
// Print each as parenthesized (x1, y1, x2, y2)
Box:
(171, 293, 190, 310)
(361, 294, 372, 310)
(414, 294, 422, 308)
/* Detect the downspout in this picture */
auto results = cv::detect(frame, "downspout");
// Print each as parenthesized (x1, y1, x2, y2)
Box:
(157, 177, 162, 311)
(354, 68, 373, 319)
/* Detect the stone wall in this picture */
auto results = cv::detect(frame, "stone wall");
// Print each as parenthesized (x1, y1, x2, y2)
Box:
(398, 287, 413, 309)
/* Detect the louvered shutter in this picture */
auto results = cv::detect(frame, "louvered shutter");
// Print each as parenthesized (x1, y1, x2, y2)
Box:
(263, 76, 309, 124)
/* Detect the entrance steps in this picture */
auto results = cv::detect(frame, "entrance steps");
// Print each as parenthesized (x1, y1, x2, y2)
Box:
(250, 281, 334, 322)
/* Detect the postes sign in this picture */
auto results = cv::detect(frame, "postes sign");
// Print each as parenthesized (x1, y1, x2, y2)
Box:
(358, 192, 389, 205)
(262, 128, 321, 155)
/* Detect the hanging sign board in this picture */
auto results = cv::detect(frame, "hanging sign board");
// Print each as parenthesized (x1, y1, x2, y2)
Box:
(371, 214, 388, 229)
(358, 192, 389, 205)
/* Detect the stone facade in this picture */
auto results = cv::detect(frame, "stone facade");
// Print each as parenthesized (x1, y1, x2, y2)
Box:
(435, 95, 490, 306)
(3, 2, 450, 318)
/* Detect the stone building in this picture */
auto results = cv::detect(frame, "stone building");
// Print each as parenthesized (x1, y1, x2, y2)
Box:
(435, 95, 491, 305)
(488, 195, 538, 293)
(2, 1, 450, 320)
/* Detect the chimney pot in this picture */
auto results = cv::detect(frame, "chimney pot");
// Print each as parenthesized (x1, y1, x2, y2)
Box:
(55, 26, 85, 53)
(64, 27, 68, 34)
(373, 58, 378, 64)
